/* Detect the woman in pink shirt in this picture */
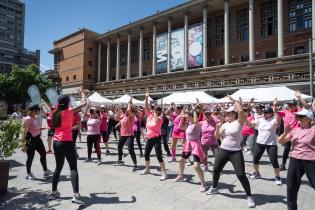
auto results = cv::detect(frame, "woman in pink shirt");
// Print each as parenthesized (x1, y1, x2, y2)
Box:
(278, 109, 315, 210)
(166, 103, 187, 162)
(84, 108, 102, 165)
(200, 110, 219, 171)
(241, 108, 256, 155)
(100, 105, 110, 154)
(174, 106, 206, 192)
(48, 88, 87, 204)
(140, 91, 167, 181)
(114, 99, 137, 172)
(22, 104, 52, 180)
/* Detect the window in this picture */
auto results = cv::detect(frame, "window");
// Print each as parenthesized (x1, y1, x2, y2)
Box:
(215, 15, 231, 46)
(120, 44, 127, 66)
(240, 55, 249, 62)
(88, 61, 92, 66)
(110, 47, 117, 68)
(265, 51, 277, 58)
(66, 76, 69, 81)
(236, 8, 249, 42)
(260, 0, 277, 37)
(143, 38, 150, 61)
(219, 58, 224, 65)
(88, 48, 93, 55)
(88, 74, 91, 80)
(121, 75, 126, 79)
(73, 75, 76, 80)
(131, 40, 138, 64)
(289, 0, 312, 32)
(111, 76, 116, 80)
(207, 19, 211, 48)
(294, 46, 308, 54)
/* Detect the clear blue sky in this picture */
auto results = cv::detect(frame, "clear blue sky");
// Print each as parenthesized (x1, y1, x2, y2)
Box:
(23, 0, 187, 71)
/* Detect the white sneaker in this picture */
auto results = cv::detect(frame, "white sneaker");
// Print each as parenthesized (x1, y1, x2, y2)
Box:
(244, 148, 248, 152)
(43, 169, 53, 178)
(72, 193, 85, 205)
(48, 191, 60, 200)
(84, 158, 92, 162)
(246, 151, 252, 155)
(168, 157, 177, 163)
(275, 177, 282, 185)
(25, 173, 36, 180)
(160, 172, 168, 181)
(140, 169, 151, 175)
(206, 186, 218, 195)
(247, 196, 256, 208)
(97, 159, 102, 166)
(186, 161, 193, 166)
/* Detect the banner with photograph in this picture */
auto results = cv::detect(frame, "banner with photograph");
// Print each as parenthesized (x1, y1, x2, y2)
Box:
(188, 23, 203, 68)
(171, 28, 184, 71)
(156, 33, 168, 74)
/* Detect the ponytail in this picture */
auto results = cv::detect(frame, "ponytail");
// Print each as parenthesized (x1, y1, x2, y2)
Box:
(52, 104, 68, 128)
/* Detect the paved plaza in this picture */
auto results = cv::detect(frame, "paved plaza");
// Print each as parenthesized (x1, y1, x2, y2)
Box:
(0, 130, 314, 210)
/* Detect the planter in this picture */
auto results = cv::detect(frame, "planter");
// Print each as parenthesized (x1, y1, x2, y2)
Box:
(0, 160, 9, 195)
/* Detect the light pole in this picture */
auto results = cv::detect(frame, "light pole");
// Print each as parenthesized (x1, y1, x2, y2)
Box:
(309, 38, 313, 97)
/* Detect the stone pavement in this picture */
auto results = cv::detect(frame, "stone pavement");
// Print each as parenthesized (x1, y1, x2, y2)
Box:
(0, 130, 314, 210)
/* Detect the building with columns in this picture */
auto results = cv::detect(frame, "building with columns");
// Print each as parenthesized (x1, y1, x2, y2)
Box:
(50, 0, 315, 98)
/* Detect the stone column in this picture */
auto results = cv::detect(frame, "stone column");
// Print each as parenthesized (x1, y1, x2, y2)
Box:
(203, 7, 208, 68)
(224, 0, 229, 64)
(139, 27, 143, 77)
(97, 42, 101, 82)
(152, 24, 157, 75)
(106, 40, 110, 82)
(277, 0, 284, 57)
(184, 12, 189, 70)
(127, 32, 131, 79)
(249, 0, 255, 61)
(167, 18, 172, 73)
(116, 36, 120, 80)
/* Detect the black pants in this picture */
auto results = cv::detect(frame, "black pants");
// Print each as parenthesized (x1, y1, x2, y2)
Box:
(26, 134, 47, 174)
(87, 134, 101, 159)
(108, 119, 118, 139)
(101, 131, 108, 143)
(253, 143, 279, 168)
(213, 148, 252, 196)
(144, 136, 164, 163)
(52, 141, 79, 193)
(282, 141, 291, 166)
(162, 133, 171, 156)
(287, 157, 315, 210)
(134, 131, 143, 155)
(72, 129, 79, 144)
(118, 135, 137, 165)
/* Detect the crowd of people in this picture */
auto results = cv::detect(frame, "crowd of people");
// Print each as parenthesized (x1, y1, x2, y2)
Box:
(17, 88, 315, 209)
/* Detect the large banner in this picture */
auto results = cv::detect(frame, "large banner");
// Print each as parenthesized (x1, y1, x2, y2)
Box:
(188, 23, 203, 68)
(171, 28, 184, 71)
(156, 33, 168, 74)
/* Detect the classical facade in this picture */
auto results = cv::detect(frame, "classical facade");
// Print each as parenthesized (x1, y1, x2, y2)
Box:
(50, 0, 315, 98)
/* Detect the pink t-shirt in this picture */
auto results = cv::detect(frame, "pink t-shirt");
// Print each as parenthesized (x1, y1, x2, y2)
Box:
(278, 108, 302, 129)
(54, 108, 74, 141)
(200, 119, 217, 145)
(120, 114, 135, 136)
(289, 126, 315, 160)
(186, 123, 201, 141)
(72, 112, 81, 130)
(23, 116, 41, 137)
(87, 118, 101, 135)
(99, 113, 108, 132)
(242, 115, 255, 136)
(146, 111, 163, 139)
(172, 112, 186, 139)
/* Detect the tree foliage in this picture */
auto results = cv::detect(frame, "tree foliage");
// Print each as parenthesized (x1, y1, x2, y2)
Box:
(0, 64, 53, 106)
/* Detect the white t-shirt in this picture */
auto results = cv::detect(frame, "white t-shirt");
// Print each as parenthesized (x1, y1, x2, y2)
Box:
(255, 118, 278, 145)
(220, 120, 243, 151)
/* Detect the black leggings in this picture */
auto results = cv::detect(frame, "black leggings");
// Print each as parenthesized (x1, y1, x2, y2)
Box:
(108, 119, 118, 139)
(253, 143, 279, 168)
(118, 135, 137, 165)
(144, 136, 164, 163)
(52, 141, 79, 193)
(213, 148, 252, 196)
(162, 133, 171, 156)
(134, 131, 143, 155)
(287, 157, 315, 210)
(26, 134, 47, 174)
(72, 129, 79, 144)
(87, 135, 101, 159)
(282, 141, 291, 166)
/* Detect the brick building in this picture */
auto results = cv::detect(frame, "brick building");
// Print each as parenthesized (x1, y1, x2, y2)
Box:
(50, 0, 315, 98)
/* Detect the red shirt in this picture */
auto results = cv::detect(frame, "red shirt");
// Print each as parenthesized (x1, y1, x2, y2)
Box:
(54, 108, 74, 142)
(100, 113, 108, 131)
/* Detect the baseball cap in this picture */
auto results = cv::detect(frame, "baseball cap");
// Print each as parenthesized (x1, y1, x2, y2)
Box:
(28, 104, 40, 111)
(225, 106, 237, 112)
(287, 99, 297, 106)
(263, 106, 273, 113)
(58, 95, 70, 106)
(100, 104, 105, 108)
(295, 109, 315, 121)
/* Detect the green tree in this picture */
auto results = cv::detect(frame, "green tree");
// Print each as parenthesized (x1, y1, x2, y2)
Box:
(0, 64, 53, 106)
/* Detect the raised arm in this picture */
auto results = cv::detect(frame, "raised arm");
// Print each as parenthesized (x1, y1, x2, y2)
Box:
(278, 124, 292, 144)
(166, 102, 175, 116)
(73, 86, 88, 113)
(273, 98, 281, 126)
(127, 98, 134, 117)
(144, 91, 150, 114)
(295, 91, 310, 109)
(228, 95, 246, 125)
(214, 122, 222, 140)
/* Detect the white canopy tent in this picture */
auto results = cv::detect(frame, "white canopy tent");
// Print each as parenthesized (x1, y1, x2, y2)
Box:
(113, 94, 144, 106)
(158, 91, 217, 104)
(88, 92, 113, 105)
(216, 86, 312, 103)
